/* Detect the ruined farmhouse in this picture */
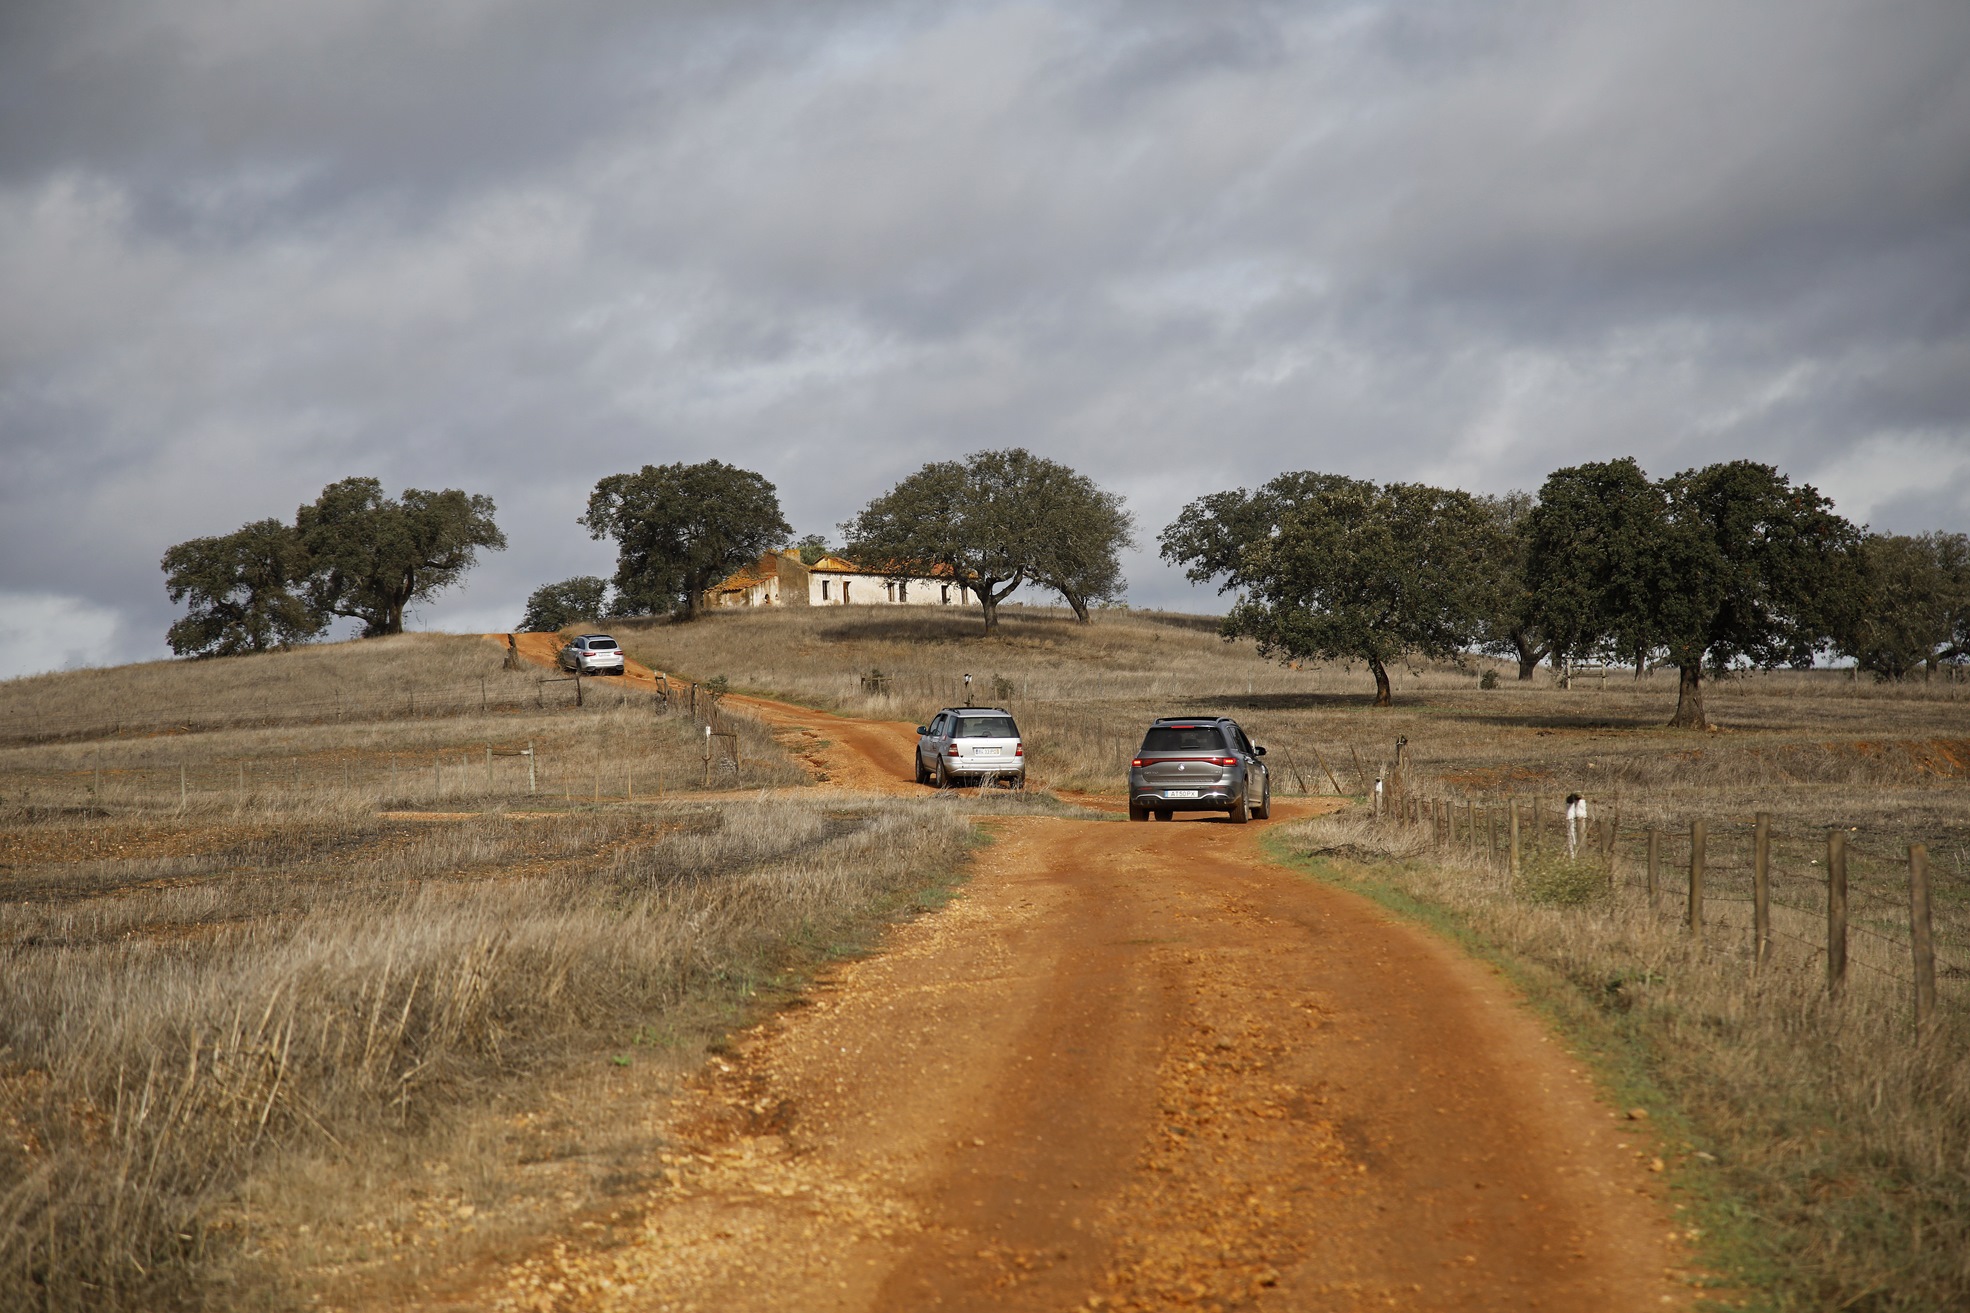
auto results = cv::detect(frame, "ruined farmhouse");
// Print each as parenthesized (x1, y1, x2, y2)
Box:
(705, 550, 976, 609)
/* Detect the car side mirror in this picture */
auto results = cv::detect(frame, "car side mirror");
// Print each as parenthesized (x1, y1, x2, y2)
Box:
(1253, 745, 1267, 756)
(915, 726, 930, 735)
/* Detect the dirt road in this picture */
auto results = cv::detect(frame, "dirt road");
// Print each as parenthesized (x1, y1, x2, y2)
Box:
(473, 638, 1692, 1310)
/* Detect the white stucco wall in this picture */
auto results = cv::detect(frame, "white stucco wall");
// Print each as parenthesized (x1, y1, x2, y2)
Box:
(808, 572, 970, 606)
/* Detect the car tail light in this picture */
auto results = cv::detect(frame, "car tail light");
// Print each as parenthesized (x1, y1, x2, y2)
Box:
(947, 744, 961, 756)
(1131, 757, 1145, 768)
(1209, 756, 1237, 767)
(1015, 744, 1023, 757)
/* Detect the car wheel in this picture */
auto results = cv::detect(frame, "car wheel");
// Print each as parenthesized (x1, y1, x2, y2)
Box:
(1156, 808, 1173, 822)
(1253, 785, 1271, 820)
(1227, 795, 1249, 824)
(935, 758, 952, 789)
(913, 752, 929, 785)
(1128, 804, 1148, 822)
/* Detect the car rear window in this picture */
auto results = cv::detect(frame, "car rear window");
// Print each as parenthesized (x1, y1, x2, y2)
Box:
(954, 716, 1018, 739)
(588, 639, 618, 650)
(1141, 725, 1228, 753)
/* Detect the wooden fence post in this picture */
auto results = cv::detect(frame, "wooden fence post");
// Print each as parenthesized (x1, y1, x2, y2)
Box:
(1308, 744, 1342, 796)
(1826, 830, 1847, 999)
(1753, 812, 1772, 970)
(1688, 819, 1706, 942)
(1467, 800, 1478, 856)
(1280, 747, 1311, 795)
(1910, 843, 1936, 1032)
(1508, 800, 1521, 884)
(526, 741, 536, 795)
(1645, 828, 1660, 909)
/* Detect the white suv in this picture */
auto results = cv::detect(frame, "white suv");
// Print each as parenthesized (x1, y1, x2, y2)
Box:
(559, 634, 626, 675)
(914, 707, 1024, 789)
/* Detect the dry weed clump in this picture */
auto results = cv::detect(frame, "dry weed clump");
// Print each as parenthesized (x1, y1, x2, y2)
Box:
(1279, 809, 1970, 1311)
(0, 797, 970, 1310)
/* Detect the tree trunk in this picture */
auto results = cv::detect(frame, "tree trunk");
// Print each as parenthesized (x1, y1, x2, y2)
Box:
(1669, 661, 1708, 729)
(1512, 630, 1548, 680)
(978, 576, 1021, 633)
(1061, 588, 1091, 624)
(1368, 656, 1393, 707)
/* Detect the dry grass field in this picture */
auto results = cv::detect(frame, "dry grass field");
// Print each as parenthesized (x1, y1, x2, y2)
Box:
(5, 609, 1967, 1310)
(0, 634, 969, 1310)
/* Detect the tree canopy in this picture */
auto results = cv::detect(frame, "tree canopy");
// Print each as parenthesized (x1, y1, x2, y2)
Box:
(841, 449, 1132, 630)
(161, 518, 324, 657)
(579, 461, 790, 618)
(1648, 462, 1858, 727)
(1163, 473, 1504, 705)
(297, 478, 507, 637)
(1518, 459, 1858, 727)
(518, 576, 612, 633)
(1470, 491, 1550, 680)
(1521, 458, 1665, 681)
(1831, 532, 1970, 680)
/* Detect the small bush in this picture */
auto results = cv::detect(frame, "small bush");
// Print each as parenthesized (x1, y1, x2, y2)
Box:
(1479, 669, 1499, 689)
(1512, 849, 1607, 906)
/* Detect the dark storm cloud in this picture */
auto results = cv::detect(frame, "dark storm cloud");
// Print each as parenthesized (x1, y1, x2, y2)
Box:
(3, 0, 1968, 675)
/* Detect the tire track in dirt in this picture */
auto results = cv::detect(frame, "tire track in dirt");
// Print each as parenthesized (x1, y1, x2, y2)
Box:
(457, 638, 1693, 1311)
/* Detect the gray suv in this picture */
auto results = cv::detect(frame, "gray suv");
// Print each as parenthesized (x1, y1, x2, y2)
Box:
(1127, 716, 1270, 823)
(915, 707, 1025, 788)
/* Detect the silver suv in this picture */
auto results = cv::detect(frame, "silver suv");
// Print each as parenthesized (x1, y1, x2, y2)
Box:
(914, 707, 1025, 789)
(559, 634, 626, 675)
(1127, 715, 1269, 823)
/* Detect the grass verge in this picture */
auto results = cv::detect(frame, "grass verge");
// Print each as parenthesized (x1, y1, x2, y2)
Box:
(1263, 813, 1970, 1313)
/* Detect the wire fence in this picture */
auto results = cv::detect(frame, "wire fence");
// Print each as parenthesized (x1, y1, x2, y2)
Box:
(0, 673, 666, 747)
(1369, 779, 1966, 1032)
(3, 674, 766, 817)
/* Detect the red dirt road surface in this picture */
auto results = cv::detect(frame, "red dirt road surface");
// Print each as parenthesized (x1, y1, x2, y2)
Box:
(468, 637, 1693, 1311)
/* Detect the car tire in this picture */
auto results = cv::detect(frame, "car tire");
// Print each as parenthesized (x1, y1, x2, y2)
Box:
(1227, 795, 1249, 824)
(1156, 808, 1173, 822)
(914, 752, 929, 785)
(935, 758, 952, 790)
(1128, 804, 1148, 822)
(1253, 785, 1271, 820)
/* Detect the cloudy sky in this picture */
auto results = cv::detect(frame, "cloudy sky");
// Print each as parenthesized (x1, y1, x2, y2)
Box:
(3, 0, 1967, 677)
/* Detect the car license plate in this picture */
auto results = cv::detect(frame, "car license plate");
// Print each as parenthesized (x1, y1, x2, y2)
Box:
(1165, 789, 1200, 799)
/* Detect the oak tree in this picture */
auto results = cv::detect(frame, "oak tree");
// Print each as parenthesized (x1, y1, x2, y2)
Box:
(1831, 531, 1970, 680)
(1521, 459, 1665, 681)
(161, 518, 324, 657)
(580, 461, 790, 618)
(843, 449, 1132, 630)
(297, 478, 506, 636)
(1163, 474, 1503, 705)
(518, 576, 612, 632)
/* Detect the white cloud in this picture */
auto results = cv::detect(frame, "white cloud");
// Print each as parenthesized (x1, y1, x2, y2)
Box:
(0, 592, 133, 680)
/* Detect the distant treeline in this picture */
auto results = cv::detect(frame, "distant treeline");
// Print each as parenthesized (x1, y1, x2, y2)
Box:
(1161, 458, 1966, 727)
(166, 456, 1965, 733)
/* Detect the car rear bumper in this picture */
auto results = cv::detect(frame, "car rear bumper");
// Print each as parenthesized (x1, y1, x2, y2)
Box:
(1131, 788, 1238, 811)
